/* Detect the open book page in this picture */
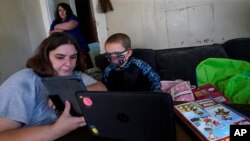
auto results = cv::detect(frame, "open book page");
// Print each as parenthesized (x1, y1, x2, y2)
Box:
(174, 98, 250, 141)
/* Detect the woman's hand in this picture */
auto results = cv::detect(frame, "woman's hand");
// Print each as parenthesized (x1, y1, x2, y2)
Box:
(54, 20, 78, 31)
(51, 101, 86, 137)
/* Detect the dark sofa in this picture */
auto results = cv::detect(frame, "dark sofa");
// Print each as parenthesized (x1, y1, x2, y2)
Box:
(95, 38, 250, 86)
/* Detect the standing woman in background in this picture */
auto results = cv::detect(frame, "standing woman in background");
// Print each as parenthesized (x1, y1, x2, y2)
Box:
(50, 2, 94, 69)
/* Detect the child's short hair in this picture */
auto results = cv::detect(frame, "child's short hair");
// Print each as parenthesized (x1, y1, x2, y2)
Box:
(105, 33, 131, 50)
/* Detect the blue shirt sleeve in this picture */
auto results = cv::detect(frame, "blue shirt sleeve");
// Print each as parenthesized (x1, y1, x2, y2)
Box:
(132, 58, 162, 92)
(67, 15, 78, 21)
(103, 64, 115, 84)
(0, 69, 57, 126)
(50, 15, 78, 31)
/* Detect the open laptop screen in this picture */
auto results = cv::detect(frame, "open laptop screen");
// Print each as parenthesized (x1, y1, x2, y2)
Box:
(75, 91, 176, 141)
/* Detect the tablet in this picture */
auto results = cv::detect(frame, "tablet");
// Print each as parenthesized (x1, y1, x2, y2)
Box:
(42, 76, 86, 116)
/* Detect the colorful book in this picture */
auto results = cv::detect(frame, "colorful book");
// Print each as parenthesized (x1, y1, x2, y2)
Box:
(174, 98, 250, 141)
(192, 83, 230, 103)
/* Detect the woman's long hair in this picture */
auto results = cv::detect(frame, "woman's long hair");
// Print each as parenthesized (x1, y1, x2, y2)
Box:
(26, 32, 86, 77)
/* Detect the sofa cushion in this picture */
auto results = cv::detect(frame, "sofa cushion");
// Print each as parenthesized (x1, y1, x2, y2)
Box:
(155, 44, 228, 85)
(95, 48, 156, 72)
(131, 49, 156, 69)
(223, 38, 250, 62)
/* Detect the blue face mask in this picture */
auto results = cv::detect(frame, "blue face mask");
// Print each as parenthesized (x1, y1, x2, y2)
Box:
(106, 50, 128, 67)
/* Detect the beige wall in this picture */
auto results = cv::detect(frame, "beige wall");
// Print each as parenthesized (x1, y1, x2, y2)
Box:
(91, 0, 108, 53)
(0, 0, 47, 83)
(104, 0, 250, 50)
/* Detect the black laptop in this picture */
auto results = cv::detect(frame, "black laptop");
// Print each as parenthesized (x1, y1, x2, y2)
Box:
(75, 91, 176, 141)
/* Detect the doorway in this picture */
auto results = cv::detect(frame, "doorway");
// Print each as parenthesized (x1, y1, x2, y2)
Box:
(41, 0, 101, 67)
(75, 0, 98, 44)
(44, 0, 98, 44)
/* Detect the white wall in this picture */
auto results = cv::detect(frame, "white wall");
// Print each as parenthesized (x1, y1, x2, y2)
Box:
(40, 0, 55, 34)
(0, 0, 46, 83)
(91, 0, 108, 53)
(101, 0, 250, 50)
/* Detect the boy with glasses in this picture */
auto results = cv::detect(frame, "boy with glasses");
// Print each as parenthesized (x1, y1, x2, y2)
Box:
(103, 33, 161, 92)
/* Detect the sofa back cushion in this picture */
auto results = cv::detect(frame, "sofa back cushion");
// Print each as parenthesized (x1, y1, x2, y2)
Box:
(223, 38, 250, 62)
(155, 44, 228, 85)
(131, 49, 156, 69)
(95, 49, 156, 72)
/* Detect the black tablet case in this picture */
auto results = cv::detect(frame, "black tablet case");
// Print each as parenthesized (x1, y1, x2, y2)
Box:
(42, 76, 86, 116)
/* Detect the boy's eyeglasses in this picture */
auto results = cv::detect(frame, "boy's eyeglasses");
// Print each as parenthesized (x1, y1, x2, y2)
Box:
(105, 50, 128, 59)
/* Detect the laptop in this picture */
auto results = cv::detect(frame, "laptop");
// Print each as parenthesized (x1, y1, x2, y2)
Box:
(41, 76, 86, 116)
(75, 91, 176, 141)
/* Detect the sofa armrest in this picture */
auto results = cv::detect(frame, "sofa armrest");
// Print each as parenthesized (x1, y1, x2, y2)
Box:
(223, 38, 250, 62)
